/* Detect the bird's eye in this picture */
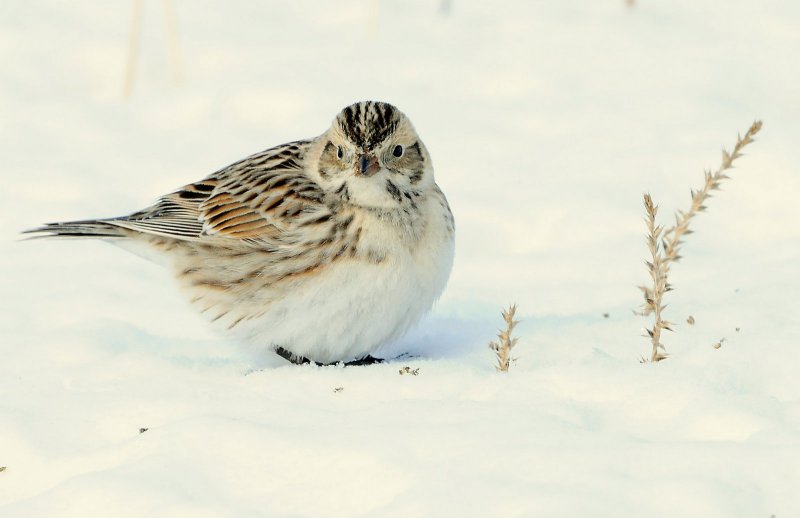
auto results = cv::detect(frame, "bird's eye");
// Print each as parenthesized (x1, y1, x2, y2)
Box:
(337, 146, 344, 159)
(392, 145, 404, 158)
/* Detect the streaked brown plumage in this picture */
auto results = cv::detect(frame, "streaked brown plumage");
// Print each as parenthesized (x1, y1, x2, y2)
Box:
(26, 101, 455, 364)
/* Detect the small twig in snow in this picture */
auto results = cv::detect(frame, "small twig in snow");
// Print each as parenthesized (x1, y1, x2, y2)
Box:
(489, 304, 520, 372)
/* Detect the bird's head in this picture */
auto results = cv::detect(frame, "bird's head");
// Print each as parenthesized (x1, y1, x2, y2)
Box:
(313, 101, 433, 208)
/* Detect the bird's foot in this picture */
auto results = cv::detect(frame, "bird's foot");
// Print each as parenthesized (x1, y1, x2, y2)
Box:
(274, 346, 312, 365)
(274, 347, 384, 367)
(343, 355, 384, 366)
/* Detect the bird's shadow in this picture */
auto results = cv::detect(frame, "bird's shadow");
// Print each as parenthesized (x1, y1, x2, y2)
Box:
(242, 314, 488, 373)
(375, 314, 489, 362)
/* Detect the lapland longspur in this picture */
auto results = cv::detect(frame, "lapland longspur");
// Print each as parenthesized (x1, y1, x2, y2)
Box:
(26, 101, 455, 365)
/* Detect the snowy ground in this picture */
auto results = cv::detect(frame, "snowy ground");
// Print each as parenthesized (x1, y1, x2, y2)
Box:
(2, 1, 799, 516)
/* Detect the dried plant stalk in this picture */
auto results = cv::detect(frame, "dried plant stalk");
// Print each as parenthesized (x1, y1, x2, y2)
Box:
(641, 194, 672, 361)
(640, 121, 762, 362)
(488, 304, 519, 372)
(662, 121, 763, 263)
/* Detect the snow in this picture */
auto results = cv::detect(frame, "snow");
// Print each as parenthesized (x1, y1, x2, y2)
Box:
(2, 0, 799, 516)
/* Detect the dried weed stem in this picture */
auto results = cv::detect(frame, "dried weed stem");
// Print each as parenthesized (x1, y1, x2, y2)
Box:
(640, 121, 762, 362)
(489, 304, 520, 372)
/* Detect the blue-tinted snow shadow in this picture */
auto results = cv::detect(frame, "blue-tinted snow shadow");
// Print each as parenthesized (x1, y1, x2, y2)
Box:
(378, 314, 491, 360)
(378, 300, 641, 363)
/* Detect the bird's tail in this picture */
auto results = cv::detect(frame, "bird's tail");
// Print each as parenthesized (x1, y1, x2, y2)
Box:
(22, 219, 129, 240)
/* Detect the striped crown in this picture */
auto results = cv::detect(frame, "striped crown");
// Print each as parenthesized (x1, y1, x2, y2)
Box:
(335, 101, 404, 151)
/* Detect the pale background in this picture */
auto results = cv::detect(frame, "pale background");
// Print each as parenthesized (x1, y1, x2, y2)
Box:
(1, 1, 799, 516)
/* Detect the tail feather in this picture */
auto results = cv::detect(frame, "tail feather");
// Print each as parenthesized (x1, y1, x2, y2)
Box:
(22, 219, 129, 239)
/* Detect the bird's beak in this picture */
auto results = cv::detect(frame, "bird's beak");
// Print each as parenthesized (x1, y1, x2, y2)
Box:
(357, 154, 380, 177)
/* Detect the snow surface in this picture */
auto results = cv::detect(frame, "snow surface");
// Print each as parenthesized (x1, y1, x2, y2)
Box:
(2, 1, 800, 516)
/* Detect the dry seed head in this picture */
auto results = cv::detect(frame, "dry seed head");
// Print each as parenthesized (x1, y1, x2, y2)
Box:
(489, 304, 520, 372)
(639, 120, 761, 363)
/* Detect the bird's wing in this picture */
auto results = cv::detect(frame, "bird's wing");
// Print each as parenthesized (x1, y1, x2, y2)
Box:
(109, 140, 329, 242)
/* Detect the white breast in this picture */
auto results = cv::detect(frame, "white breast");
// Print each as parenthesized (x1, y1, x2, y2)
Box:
(234, 193, 454, 364)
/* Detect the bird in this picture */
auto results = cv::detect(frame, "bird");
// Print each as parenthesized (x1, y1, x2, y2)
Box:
(25, 101, 455, 366)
